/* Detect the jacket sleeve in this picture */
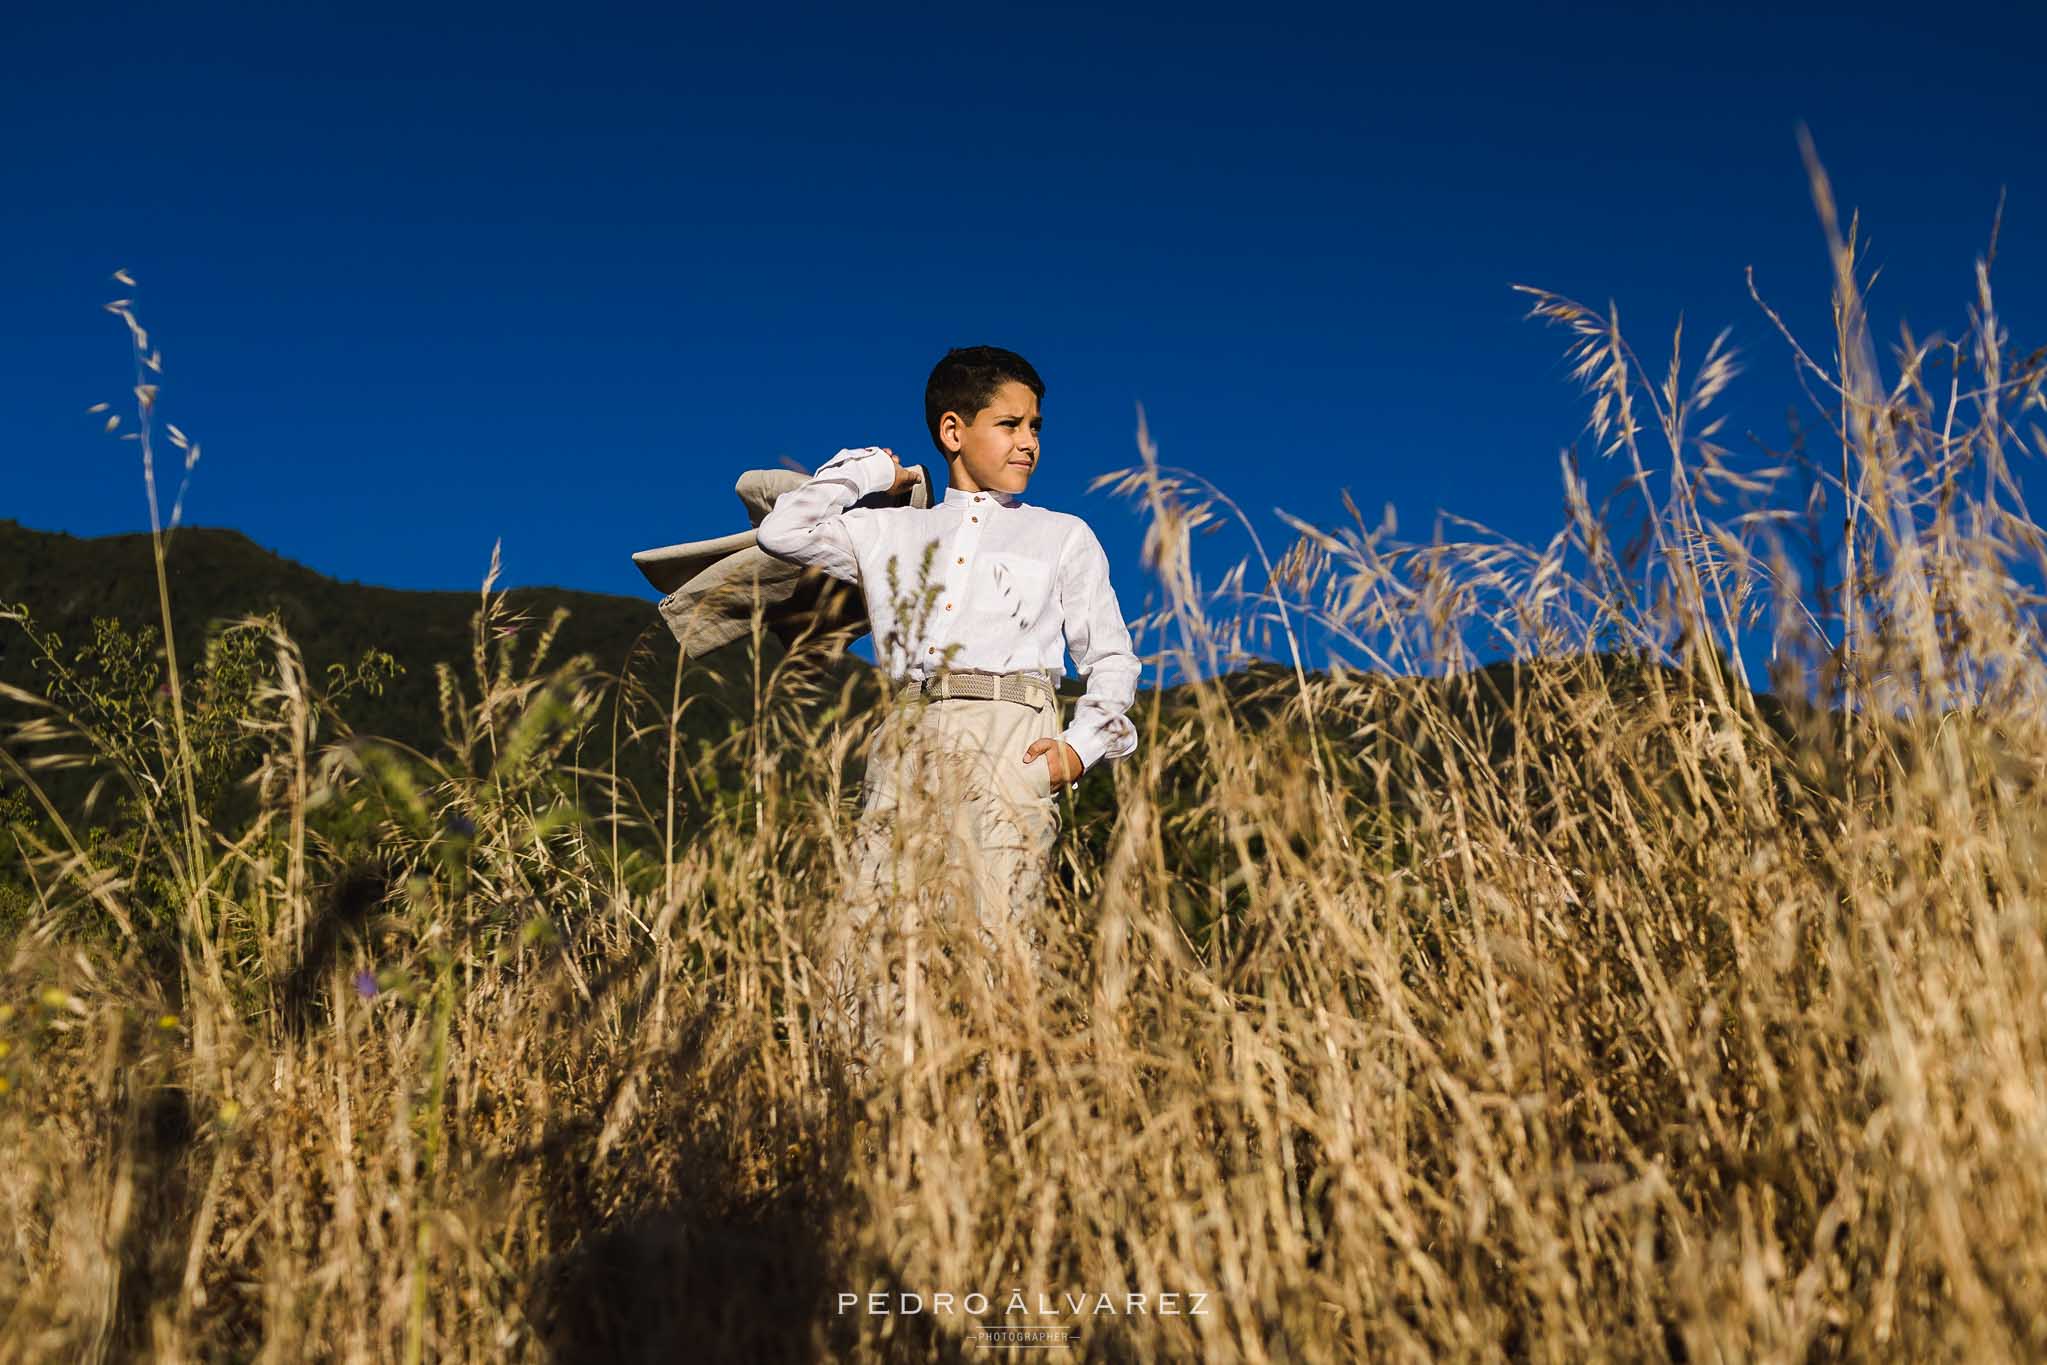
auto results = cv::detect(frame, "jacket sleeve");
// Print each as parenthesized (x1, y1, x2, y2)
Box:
(1055, 520, 1142, 772)
(753, 447, 895, 586)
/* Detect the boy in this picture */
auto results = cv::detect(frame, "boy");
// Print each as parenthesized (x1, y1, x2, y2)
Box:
(755, 345, 1141, 1068)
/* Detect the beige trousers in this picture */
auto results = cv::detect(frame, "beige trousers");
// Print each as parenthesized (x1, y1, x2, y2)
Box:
(820, 689, 1063, 1071)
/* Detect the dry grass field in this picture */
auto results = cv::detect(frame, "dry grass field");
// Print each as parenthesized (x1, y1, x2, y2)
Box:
(5, 158, 2047, 1361)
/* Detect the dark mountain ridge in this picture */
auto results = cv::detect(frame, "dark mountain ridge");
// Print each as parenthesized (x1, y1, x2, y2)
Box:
(1, 516, 1792, 836)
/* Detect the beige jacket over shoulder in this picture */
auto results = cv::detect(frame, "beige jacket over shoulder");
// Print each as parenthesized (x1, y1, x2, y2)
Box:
(632, 462, 935, 658)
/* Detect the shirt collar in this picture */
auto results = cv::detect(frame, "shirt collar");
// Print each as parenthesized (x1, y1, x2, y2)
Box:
(943, 484, 1023, 510)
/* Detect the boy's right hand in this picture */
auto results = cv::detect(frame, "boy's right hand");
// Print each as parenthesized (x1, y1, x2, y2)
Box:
(881, 448, 922, 497)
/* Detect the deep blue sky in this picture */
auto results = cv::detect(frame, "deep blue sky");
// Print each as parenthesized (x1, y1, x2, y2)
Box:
(5, 2, 2042, 680)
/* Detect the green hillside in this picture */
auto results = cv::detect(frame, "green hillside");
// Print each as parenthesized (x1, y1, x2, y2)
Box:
(0, 516, 782, 748)
(1, 515, 1793, 941)
(0, 518, 1161, 845)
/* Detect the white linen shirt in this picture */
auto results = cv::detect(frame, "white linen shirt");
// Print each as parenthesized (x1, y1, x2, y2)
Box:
(755, 446, 1141, 772)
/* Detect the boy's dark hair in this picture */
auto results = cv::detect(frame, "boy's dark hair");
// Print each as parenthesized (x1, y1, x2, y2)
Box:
(924, 346, 1045, 455)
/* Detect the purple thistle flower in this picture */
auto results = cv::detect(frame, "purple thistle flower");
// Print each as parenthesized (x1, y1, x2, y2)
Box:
(354, 969, 380, 999)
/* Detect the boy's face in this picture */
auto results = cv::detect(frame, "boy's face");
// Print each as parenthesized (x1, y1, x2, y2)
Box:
(938, 380, 1041, 495)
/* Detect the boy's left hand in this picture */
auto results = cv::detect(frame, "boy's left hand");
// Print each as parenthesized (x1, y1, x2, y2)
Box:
(1023, 738, 1085, 793)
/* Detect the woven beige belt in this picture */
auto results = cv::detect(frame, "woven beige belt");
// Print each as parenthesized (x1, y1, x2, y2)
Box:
(900, 668, 1060, 711)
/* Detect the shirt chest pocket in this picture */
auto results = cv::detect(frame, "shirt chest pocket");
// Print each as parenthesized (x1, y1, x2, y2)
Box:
(982, 551, 1054, 624)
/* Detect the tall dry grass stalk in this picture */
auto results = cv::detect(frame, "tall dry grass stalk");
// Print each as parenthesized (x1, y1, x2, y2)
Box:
(5, 150, 2047, 1361)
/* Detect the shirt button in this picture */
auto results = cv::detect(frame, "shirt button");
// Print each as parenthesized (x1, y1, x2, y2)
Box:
(956, 557, 964, 564)
(971, 516, 978, 523)
(928, 646, 935, 654)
